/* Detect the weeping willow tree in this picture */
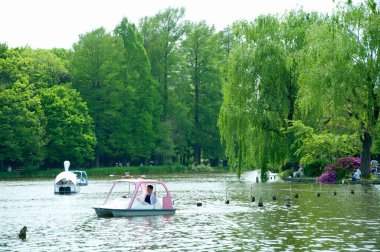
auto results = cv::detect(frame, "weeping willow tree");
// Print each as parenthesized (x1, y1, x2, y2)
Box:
(297, 1, 380, 178)
(219, 16, 291, 180)
(219, 10, 321, 179)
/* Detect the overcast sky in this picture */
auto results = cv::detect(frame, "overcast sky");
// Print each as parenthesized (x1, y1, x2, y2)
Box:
(0, 0, 338, 49)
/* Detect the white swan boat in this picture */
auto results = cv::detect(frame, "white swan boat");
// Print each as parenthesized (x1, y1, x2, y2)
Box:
(54, 161, 80, 194)
(93, 178, 176, 217)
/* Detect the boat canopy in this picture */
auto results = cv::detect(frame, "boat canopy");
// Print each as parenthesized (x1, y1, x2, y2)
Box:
(103, 178, 173, 209)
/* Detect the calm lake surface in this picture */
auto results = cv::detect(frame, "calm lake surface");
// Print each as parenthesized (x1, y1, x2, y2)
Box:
(1, 172, 380, 251)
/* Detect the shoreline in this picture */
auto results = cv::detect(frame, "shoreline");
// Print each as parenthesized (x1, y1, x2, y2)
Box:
(284, 177, 380, 185)
(0, 166, 234, 180)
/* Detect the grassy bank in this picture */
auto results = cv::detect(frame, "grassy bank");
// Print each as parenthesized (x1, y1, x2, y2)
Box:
(0, 165, 232, 179)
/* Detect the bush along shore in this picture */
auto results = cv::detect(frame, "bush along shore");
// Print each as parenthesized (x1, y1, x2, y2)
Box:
(0, 164, 233, 179)
(283, 176, 380, 185)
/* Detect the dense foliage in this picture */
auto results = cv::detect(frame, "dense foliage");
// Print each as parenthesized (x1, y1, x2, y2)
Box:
(219, 1, 379, 179)
(0, 1, 379, 179)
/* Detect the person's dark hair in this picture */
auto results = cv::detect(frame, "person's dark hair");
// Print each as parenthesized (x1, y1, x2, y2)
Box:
(147, 185, 153, 190)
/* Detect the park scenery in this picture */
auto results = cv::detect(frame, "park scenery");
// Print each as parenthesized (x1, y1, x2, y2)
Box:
(1, 1, 380, 251)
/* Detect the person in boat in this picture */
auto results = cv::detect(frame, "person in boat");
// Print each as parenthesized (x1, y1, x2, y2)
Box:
(144, 185, 156, 205)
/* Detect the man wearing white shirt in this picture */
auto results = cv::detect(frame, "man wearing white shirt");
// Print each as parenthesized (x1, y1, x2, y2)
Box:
(144, 185, 156, 205)
(352, 169, 361, 181)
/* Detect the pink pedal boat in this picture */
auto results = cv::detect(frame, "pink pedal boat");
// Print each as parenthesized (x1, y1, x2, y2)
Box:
(93, 178, 176, 217)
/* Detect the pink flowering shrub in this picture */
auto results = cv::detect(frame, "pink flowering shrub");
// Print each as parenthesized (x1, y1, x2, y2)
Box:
(316, 156, 360, 184)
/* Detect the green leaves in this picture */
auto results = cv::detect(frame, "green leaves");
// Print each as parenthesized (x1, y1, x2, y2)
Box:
(0, 46, 96, 169)
(39, 85, 96, 165)
(298, 3, 380, 177)
(285, 120, 360, 164)
(181, 21, 224, 165)
(219, 15, 294, 178)
(0, 82, 46, 169)
(71, 20, 160, 165)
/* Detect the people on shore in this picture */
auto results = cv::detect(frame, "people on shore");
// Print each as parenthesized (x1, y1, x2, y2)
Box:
(352, 169, 361, 181)
(293, 165, 304, 178)
(370, 159, 379, 174)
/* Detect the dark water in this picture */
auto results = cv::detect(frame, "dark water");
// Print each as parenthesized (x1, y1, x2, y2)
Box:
(1, 172, 380, 251)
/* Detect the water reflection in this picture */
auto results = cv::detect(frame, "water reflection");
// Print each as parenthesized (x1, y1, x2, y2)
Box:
(1, 173, 380, 251)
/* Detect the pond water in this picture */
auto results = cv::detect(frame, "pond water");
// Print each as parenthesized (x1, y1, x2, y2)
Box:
(1, 172, 380, 251)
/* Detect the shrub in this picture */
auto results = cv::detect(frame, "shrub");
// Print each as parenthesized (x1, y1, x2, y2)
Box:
(316, 156, 360, 184)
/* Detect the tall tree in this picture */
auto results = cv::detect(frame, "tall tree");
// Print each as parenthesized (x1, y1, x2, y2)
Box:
(71, 27, 125, 166)
(182, 21, 224, 165)
(218, 11, 324, 178)
(114, 17, 160, 162)
(298, 2, 380, 178)
(219, 16, 294, 178)
(139, 7, 186, 120)
(139, 7, 189, 164)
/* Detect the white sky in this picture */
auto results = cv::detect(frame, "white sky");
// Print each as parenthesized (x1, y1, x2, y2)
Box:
(0, 0, 338, 49)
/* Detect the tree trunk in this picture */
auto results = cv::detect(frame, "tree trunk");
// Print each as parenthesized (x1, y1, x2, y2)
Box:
(193, 45, 201, 166)
(360, 130, 371, 178)
(194, 144, 201, 165)
(162, 50, 169, 121)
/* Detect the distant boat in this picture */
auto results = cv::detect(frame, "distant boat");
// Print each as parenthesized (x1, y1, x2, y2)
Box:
(93, 178, 176, 217)
(54, 161, 80, 194)
(72, 170, 89, 186)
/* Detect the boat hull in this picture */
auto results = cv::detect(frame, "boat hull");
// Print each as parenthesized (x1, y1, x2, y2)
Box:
(94, 207, 176, 217)
(54, 191, 78, 195)
(54, 185, 79, 194)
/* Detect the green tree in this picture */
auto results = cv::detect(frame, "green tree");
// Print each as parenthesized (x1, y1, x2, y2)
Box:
(219, 17, 291, 179)
(0, 48, 31, 89)
(285, 120, 361, 164)
(139, 7, 189, 164)
(71, 27, 125, 166)
(114, 17, 160, 162)
(0, 47, 69, 90)
(182, 21, 224, 165)
(139, 7, 187, 120)
(298, 2, 380, 178)
(0, 46, 76, 170)
(20, 48, 69, 88)
(0, 43, 8, 59)
(39, 85, 96, 167)
(218, 11, 324, 178)
(0, 82, 46, 170)
(72, 23, 160, 166)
